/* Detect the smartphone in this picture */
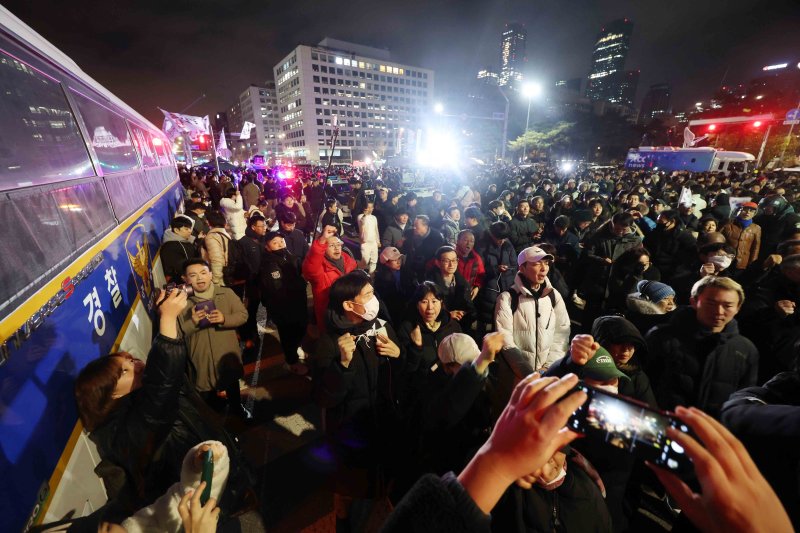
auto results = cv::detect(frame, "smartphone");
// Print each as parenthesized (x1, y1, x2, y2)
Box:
(195, 300, 217, 328)
(567, 382, 694, 476)
(200, 448, 213, 506)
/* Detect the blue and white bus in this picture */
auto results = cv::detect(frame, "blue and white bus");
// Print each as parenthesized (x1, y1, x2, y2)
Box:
(0, 6, 183, 530)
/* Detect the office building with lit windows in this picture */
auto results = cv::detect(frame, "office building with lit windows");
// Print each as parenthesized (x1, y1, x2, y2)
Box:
(586, 18, 634, 103)
(273, 38, 434, 162)
(499, 23, 526, 89)
(477, 67, 499, 85)
(639, 83, 672, 124)
(226, 82, 282, 161)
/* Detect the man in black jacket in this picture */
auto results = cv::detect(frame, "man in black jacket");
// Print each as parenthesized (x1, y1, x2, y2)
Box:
(425, 246, 476, 332)
(643, 209, 697, 284)
(239, 214, 267, 344)
(160, 215, 199, 283)
(645, 275, 758, 418)
(278, 211, 309, 263)
(402, 215, 445, 284)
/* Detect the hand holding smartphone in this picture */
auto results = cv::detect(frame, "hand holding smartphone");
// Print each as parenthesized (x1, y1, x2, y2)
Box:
(194, 300, 217, 329)
(567, 382, 695, 476)
(200, 448, 213, 506)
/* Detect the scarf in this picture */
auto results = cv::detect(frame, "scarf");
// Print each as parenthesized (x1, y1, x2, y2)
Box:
(326, 255, 345, 273)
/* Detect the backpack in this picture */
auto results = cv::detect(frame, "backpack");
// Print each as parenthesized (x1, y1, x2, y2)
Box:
(220, 234, 249, 285)
(506, 287, 557, 314)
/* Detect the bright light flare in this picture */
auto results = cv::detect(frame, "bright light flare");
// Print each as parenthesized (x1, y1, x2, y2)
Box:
(707, 124, 717, 131)
(523, 82, 543, 99)
(434, 102, 445, 114)
(753, 121, 763, 128)
(417, 129, 458, 168)
(560, 161, 574, 172)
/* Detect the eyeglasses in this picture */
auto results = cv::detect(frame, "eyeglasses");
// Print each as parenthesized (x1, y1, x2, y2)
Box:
(439, 259, 458, 265)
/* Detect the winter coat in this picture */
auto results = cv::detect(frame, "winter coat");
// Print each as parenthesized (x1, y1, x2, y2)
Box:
(160, 229, 199, 282)
(457, 249, 486, 289)
(492, 458, 612, 533)
(220, 194, 246, 239)
(373, 263, 415, 323)
(721, 371, 800, 528)
(475, 238, 517, 323)
(381, 221, 407, 248)
(177, 285, 248, 392)
(382, 473, 491, 533)
(578, 223, 642, 300)
(242, 181, 261, 209)
(425, 269, 476, 324)
(720, 220, 761, 269)
(440, 216, 460, 247)
(625, 294, 674, 337)
(402, 228, 445, 283)
(238, 228, 263, 284)
(122, 441, 230, 533)
(643, 226, 697, 282)
(509, 214, 539, 253)
(89, 336, 247, 521)
(259, 249, 307, 323)
(312, 312, 403, 496)
(645, 306, 758, 418)
(495, 273, 571, 370)
(186, 211, 210, 238)
(202, 228, 231, 286)
(279, 227, 309, 263)
(397, 311, 462, 378)
(301, 238, 357, 330)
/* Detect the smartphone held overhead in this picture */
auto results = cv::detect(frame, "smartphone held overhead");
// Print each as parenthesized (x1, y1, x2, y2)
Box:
(567, 382, 695, 476)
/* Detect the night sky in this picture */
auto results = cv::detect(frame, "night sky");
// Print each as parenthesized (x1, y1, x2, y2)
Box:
(4, 0, 800, 126)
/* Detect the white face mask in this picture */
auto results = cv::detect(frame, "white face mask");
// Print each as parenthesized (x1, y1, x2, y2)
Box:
(539, 465, 567, 490)
(352, 295, 380, 321)
(708, 255, 733, 271)
(595, 384, 619, 396)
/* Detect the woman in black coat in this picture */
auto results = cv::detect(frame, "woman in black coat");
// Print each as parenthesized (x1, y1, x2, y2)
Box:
(73, 290, 252, 524)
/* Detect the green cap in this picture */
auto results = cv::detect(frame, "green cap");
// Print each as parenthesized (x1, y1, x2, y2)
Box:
(583, 346, 630, 383)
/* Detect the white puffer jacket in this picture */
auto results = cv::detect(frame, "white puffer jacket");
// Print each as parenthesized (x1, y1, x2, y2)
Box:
(494, 273, 571, 370)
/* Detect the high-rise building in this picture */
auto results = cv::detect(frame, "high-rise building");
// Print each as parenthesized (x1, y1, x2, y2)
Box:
(615, 69, 639, 107)
(555, 78, 583, 94)
(586, 18, 634, 102)
(639, 83, 672, 124)
(499, 23, 526, 89)
(273, 37, 434, 162)
(477, 67, 499, 85)
(226, 82, 282, 161)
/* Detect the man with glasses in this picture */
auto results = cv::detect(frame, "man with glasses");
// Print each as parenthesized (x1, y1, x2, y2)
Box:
(721, 202, 762, 270)
(302, 224, 357, 333)
(426, 246, 475, 330)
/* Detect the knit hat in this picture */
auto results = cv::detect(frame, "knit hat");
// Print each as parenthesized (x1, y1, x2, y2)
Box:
(636, 280, 675, 304)
(265, 231, 283, 243)
(583, 346, 629, 382)
(437, 333, 480, 366)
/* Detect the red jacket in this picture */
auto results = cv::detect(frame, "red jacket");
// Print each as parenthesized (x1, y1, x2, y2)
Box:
(457, 249, 486, 288)
(302, 239, 357, 330)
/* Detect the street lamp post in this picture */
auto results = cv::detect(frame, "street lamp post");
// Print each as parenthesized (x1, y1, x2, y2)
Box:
(497, 87, 510, 161)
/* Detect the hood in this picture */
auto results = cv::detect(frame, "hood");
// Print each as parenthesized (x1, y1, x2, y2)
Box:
(162, 228, 194, 244)
(512, 271, 553, 297)
(325, 307, 380, 336)
(626, 293, 665, 315)
(591, 315, 645, 352)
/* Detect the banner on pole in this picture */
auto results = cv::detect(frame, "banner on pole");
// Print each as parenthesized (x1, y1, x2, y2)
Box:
(217, 129, 231, 159)
(159, 109, 209, 139)
(240, 122, 256, 140)
(678, 186, 693, 207)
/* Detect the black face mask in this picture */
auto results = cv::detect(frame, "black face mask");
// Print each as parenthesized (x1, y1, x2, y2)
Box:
(634, 264, 647, 274)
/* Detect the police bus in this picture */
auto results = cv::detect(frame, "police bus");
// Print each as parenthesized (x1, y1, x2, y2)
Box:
(0, 6, 182, 530)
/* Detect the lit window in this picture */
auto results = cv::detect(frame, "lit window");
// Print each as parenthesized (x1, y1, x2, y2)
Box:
(335, 57, 343, 65)
(380, 65, 386, 72)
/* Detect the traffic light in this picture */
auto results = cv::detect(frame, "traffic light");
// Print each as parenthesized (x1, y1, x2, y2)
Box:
(197, 135, 208, 149)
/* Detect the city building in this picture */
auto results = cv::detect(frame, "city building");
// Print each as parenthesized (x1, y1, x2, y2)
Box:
(586, 18, 634, 103)
(273, 37, 434, 162)
(226, 82, 282, 161)
(639, 83, 672, 124)
(499, 23, 526, 89)
(477, 67, 499, 85)
(555, 78, 583, 94)
(615, 69, 639, 107)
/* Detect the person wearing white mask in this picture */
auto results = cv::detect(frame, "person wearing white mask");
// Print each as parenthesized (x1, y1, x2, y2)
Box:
(671, 241, 737, 305)
(312, 269, 402, 533)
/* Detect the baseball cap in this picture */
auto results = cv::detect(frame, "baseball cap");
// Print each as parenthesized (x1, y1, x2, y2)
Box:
(438, 333, 481, 366)
(582, 346, 630, 383)
(740, 201, 758, 209)
(517, 246, 554, 267)
(379, 247, 404, 264)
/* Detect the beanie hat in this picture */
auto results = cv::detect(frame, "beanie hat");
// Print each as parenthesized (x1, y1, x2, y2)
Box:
(582, 346, 629, 383)
(437, 333, 480, 366)
(636, 280, 675, 304)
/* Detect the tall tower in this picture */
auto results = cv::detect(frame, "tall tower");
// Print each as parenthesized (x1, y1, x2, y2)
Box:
(586, 18, 633, 102)
(499, 23, 526, 89)
(639, 83, 672, 124)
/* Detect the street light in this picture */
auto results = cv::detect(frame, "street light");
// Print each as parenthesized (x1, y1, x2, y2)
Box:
(434, 102, 445, 114)
(522, 82, 543, 163)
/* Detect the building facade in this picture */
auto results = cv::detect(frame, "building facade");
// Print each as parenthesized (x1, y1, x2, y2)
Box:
(586, 18, 634, 103)
(226, 83, 282, 162)
(499, 23, 526, 89)
(273, 38, 434, 162)
(639, 83, 672, 124)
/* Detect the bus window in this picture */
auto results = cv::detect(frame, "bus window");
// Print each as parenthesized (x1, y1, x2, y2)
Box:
(52, 179, 115, 249)
(70, 89, 139, 174)
(129, 123, 157, 167)
(718, 161, 725, 170)
(0, 48, 94, 191)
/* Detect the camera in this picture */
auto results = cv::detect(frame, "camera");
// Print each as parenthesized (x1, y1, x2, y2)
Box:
(567, 382, 695, 476)
(163, 282, 194, 297)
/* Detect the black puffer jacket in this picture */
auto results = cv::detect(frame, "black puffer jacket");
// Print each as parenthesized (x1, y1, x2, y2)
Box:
(645, 306, 758, 418)
(474, 239, 517, 323)
(721, 371, 800, 529)
(259, 248, 307, 321)
(397, 311, 462, 376)
(89, 335, 249, 520)
(579, 223, 642, 300)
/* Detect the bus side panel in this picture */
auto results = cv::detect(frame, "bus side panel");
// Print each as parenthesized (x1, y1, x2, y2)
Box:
(0, 181, 182, 532)
(625, 150, 715, 172)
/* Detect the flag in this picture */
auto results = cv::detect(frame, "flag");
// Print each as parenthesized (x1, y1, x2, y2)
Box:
(159, 109, 209, 139)
(678, 186, 693, 207)
(217, 129, 231, 159)
(240, 122, 255, 140)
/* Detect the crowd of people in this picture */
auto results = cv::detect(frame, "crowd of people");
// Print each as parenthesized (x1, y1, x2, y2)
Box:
(65, 161, 800, 532)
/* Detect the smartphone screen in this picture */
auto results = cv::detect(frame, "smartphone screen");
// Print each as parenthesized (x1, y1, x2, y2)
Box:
(200, 449, 213, 506)
(568, 383, 694, 475)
